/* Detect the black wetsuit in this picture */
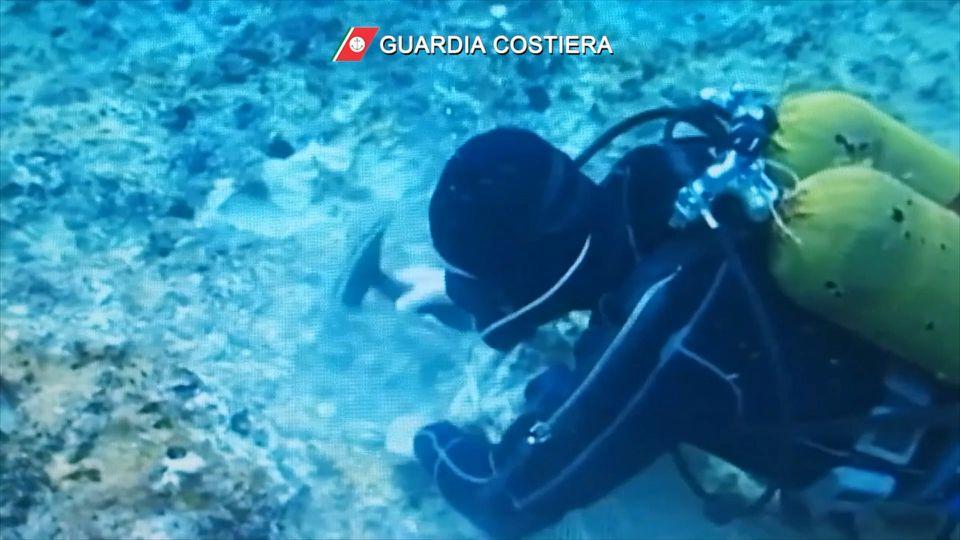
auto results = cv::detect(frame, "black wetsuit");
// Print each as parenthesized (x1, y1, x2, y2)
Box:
(415, 142, 960, 538)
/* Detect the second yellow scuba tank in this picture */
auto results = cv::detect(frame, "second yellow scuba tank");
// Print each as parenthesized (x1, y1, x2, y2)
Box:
(765, 92, 960, 385)
(770, 166, 960, 385)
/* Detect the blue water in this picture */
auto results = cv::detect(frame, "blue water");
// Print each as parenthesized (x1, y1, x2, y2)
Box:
(1, 1, 958, 539)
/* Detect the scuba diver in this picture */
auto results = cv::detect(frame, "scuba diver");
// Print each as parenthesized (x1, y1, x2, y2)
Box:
(343, 88, 960, 538)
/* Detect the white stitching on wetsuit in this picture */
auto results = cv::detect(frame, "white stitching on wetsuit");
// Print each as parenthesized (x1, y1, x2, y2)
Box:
(513, 264, 727, 510)
(432, 436, 448, 480)
(648, 263, 726, 368)
(677, 344, 744, 421)
(480, 235, 593, 342)
(671, 268, 744, 420)
(416, 430, 496, 485)
(535, 269, 680, 436)
(618, 164, 642, 261)
(441, 258, 479, 280)
(797, 437, 927, 476)
(798, 437, 851, 458)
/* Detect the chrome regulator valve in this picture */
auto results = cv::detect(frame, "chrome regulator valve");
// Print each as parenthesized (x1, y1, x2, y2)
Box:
(670, 85, 780, 229)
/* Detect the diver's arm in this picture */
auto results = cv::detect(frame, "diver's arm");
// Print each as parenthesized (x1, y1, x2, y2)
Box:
(414, 239, 736, 538)
(388, 266, 474, 331)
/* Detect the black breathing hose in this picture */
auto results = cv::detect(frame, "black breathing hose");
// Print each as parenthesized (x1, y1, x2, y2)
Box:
(663, 103, 732, 144)
(574, 107, 680, 168)
(574, 103, 732, 169)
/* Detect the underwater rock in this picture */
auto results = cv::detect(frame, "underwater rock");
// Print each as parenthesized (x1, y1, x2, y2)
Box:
(33, 85, 90, 107)
(0, 181, 24, 200)
(260, 139, 355, 212)
(526, 85, 552, 112)
(264, 135, 295, 159)
(918, 76, 952, 103)
(215, 51, 258, 84)
(0, 443, 49, 530)
(166, 198, 195, 220)
(168, 367, 204, 400)
(161, 104, 195, 133)
(233, 101, 263, 130)
(230, 408, 252, 436)
(155, 449, 205, 489)
(0, 334, 298, 540)
(5, 1, 38, 15)
(146, 230, 177, 258)
(0, 379, 20, 434)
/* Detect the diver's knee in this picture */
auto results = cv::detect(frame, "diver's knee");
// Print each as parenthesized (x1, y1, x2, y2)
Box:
(413, 421, 460, 473)
(414, 421, 498, 486)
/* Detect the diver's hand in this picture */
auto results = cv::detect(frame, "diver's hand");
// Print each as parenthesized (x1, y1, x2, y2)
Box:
(394, 266, 473, 331)
(393, 265, 447, 312)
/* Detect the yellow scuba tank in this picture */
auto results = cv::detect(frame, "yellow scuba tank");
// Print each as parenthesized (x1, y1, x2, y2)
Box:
(768, 91, 960, 207)
(770, 166, 959, 384)
(765, 92, 960, 385)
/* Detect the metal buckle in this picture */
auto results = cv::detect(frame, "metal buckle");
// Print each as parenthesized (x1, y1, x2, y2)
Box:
(527, 421, 552, 445)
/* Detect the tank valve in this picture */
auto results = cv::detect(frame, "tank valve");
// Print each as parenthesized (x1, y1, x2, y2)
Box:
(670, 86, 780, 229)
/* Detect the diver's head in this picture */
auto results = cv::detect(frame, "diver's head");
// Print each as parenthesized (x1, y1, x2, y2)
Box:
(430, 128, 598, 282)
(430, 128, 602, 348)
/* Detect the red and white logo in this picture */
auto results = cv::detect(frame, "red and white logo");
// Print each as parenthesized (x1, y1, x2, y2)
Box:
(333, 27, 379, 62)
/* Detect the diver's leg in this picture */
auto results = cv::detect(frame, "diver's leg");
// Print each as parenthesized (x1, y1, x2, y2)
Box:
(414, 358, 691, 538)
(414, 414, 669, 538)
(413, 366, 576, 537)
(414, 418, 558, 538)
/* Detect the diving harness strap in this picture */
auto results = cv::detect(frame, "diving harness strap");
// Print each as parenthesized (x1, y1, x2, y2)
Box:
(666, 87, 790, 522)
